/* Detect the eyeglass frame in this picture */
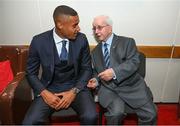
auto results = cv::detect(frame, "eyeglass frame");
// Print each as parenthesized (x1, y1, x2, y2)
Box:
(92, 25, 109, 31)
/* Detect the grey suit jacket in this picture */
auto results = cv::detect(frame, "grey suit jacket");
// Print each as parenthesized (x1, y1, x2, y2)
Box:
(91, 34, 152, 109)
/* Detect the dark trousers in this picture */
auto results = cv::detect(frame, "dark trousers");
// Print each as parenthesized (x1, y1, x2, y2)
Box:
(105, 96, 157, 125)
(22, 90, 97, 125)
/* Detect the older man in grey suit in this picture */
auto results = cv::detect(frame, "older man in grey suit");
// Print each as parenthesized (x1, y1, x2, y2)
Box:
(87, 15, 157, 125)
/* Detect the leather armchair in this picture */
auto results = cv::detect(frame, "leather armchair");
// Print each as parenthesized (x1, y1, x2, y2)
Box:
(0, 46, 31, 124)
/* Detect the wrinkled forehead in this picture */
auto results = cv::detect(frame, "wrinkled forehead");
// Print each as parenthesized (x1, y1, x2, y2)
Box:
(93, 16, 108, 26)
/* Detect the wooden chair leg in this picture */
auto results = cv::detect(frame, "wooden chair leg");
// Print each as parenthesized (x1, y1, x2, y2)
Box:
(178, 92, 180, 119)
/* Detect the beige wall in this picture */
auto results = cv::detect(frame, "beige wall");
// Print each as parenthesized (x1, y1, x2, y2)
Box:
(0, 0, 180, 102)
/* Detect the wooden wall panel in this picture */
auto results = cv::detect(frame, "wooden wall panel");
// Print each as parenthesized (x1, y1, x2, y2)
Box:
(172, 46, 180, 58)
(1, 45, 180, 58)
(137, 46, 173, 58)
(90, 45, 177, 58)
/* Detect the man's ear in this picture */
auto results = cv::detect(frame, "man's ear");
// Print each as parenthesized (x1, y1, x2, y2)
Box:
(56, 21, 63, 29)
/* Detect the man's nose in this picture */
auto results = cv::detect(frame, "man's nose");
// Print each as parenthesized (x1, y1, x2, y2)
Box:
(95, 29, 99, 34)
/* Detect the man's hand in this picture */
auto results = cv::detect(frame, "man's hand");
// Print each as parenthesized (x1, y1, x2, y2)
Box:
(54, 90, 76, 110)
(40, 89, 61, 109)
(87, 78, 97, 89)
(98, 68, 114, 81)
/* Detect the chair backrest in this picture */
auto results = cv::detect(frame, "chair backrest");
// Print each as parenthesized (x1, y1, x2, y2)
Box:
(0, 46, 28, 75)
(124, 52, 146, 114)
(137, 51, 146, 78)
(0, 46, 19, 75)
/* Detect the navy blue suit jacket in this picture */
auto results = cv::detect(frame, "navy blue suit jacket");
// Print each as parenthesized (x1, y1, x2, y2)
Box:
(26, 29, 92, 96)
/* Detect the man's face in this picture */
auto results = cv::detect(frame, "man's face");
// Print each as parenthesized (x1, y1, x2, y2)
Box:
(55, 15, 80, 40)
(92, 18, 112, 42)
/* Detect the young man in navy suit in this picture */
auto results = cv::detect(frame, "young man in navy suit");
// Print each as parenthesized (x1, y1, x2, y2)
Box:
(23, 5, 97, 124)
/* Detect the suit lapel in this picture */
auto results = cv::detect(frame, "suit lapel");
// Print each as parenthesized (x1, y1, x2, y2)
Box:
(110, 35, 119, 64)
(96, 43, 106, 71)
(68, 40, 79, 75)
(68, 41, 74, 64)
(46, 30, 55, 72)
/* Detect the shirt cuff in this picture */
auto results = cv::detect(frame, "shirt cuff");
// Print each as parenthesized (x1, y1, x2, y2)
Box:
(112, 69, 117, 80)
(94, 77, 99, 87)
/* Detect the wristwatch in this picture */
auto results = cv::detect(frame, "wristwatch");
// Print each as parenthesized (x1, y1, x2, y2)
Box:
(71, 87, 80, 94)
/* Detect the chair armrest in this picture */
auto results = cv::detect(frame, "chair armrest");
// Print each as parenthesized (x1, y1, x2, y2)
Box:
(0, 72, 25, 100)
(0, 72, 32, 124)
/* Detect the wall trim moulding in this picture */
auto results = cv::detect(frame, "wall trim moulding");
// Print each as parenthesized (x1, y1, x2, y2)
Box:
(1, 45, 180, 58)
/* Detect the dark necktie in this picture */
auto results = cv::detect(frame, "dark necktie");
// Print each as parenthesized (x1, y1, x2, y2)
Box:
(60, 40, 68, 61)
(104, 43, 110, 68)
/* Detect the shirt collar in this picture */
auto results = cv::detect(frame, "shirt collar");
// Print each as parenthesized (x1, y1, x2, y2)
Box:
(102, 33, 114, 46)
(53, 28, 69, 44)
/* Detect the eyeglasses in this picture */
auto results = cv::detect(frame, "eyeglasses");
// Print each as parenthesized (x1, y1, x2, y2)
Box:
(92, 25, 109, 31)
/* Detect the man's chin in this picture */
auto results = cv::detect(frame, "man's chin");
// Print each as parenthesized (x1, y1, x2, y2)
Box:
(68, 36, 76, 40)
(97, 38, 103, 42)
(71, 34, 78, 39)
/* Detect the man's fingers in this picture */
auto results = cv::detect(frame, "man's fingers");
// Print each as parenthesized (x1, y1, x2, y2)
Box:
(98, 71, 106, 78)
(55, 99, 69, 110)
(54, 92, 64, 97)
(49, 97, 60, 108)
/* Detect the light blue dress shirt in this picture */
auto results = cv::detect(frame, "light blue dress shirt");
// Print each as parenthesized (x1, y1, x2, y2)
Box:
(53, 28, 69, 57)
(101, 33, 116, 79)
(102, 33, 114, 57)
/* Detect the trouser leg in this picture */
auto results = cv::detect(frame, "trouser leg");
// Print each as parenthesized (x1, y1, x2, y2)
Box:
(135, 100, 157, 125)
(22, 97, 54, 125)
(71, 90, 98, 125)
(106, 114, 125, 125)
(104, 96, 125, 125)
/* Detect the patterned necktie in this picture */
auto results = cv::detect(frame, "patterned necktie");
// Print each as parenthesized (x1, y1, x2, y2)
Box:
(103, 43, 110, 68)
(60, 40, 68, 61)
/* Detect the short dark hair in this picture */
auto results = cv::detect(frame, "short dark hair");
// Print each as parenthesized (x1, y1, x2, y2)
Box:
(53, 5, 78, 20)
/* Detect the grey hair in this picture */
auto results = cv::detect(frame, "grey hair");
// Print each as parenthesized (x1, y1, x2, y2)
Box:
(105, 16, 113, 26)
(94, 15, 113, 26)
